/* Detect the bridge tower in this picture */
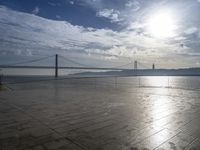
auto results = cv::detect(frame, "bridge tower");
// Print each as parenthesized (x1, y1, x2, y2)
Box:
(55, 54, 58, 78)
(152, 63, 155, 70)
(134, 61, 138, 70)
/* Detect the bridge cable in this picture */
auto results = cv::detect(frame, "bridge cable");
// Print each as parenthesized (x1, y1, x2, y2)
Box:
(59, 55, 94, 68)
(0, 55, 54, 66)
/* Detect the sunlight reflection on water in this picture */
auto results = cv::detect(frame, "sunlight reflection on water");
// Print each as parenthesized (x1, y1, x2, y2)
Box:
(146, 76, 169, 87)
(148, 85, 173, 145)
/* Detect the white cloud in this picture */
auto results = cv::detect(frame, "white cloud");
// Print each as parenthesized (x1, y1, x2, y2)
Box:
(48, 2, 60, 6)
(32, 6, 40, 15)
(0, 5, 198, 68)
(127, 21, 145, 30)
(48, 2, 56, 6)
(69, 1, 74, 5)
(96, 9, 122, 23)
(184, 27, 198, 35)
(56, 15, 61, 19)
(125, 0, 140, 11)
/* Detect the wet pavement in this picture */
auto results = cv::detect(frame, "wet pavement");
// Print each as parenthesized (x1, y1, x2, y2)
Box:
(0, 77, 200, 150)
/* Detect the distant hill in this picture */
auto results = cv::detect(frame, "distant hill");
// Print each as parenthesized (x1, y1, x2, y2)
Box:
(72, 68, 200, 76)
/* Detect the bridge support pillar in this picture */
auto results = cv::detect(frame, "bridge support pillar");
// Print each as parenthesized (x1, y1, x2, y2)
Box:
(55, 54, 58, 78)
(0, 75, 2, 86)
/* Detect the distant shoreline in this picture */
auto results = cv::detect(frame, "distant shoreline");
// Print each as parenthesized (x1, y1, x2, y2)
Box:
(72, 68, 200, 77)
(1, 68, 200, 77)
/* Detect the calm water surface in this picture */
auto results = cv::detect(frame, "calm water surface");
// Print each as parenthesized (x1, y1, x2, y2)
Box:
(3, 76, 200, 90)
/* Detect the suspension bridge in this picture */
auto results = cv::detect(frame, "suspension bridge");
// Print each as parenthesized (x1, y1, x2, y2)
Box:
(0, 54, 151, 77)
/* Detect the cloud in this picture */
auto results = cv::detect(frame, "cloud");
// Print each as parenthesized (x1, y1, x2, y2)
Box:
(96, 9, 122, 23)
(48, 2, 61, 6)
(0, 5, 199, 68)
(48, 2, 56, 6)
(32, 6, 40, 15)
(125, 0, 140, 11)
(69, 1, 74, 5)
(56, 15, 61, 19)
(184, 27, 198, 35)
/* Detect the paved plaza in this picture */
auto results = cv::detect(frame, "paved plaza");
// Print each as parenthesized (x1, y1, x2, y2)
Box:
(0, 77, 200, 150)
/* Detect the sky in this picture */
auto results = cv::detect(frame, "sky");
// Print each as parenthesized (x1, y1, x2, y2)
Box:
(0, 0, 200, 70)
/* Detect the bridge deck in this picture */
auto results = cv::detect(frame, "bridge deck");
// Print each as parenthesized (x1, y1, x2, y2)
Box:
(0, 77, 200, 150)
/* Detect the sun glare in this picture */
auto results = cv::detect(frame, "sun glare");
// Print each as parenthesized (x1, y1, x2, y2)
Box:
(147, 10, 177, 38)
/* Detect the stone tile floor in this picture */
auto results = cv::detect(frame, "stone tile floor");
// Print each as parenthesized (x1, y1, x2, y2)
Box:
(0, 77, 200, 150)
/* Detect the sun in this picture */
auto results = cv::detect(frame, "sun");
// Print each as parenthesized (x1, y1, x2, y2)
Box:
(147, 10, 177, 38)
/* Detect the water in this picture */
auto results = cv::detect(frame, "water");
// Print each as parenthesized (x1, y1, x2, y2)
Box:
(3, 76, 200, 91)
(116, 76, 200, 90)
